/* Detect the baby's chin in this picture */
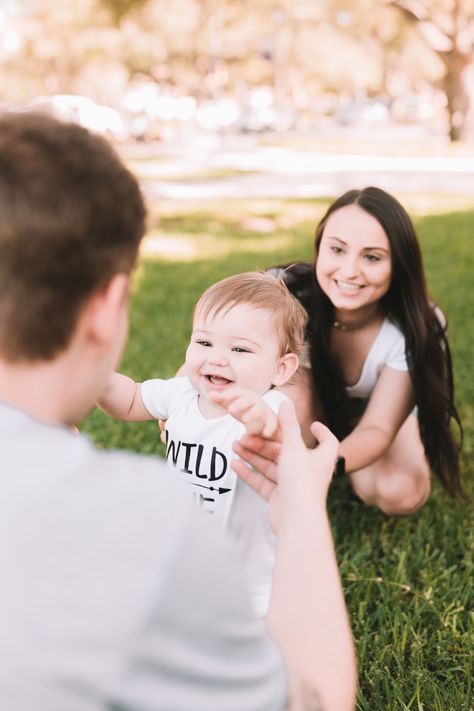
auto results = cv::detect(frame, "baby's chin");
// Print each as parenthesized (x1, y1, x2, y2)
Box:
(197, 393, 228, 419)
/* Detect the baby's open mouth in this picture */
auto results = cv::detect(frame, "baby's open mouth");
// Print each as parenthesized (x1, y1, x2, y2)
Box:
(206, 375, 232, 386)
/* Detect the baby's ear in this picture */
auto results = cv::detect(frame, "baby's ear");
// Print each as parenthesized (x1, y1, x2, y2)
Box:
(272, 352, 299, 387)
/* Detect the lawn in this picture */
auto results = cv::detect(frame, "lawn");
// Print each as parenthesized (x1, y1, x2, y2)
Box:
(82, 196, 473, 711)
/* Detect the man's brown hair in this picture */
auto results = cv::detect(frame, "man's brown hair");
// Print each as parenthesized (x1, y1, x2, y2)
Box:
(0, 112, 146, 362)
(194, 271, 308, 356)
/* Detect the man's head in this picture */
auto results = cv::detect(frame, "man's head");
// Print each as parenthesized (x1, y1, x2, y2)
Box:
(0, 112, 146, 363)
(185, 272, 307, 406)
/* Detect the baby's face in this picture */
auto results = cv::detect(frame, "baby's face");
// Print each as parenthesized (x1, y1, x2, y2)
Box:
(185, 302, 283, 409)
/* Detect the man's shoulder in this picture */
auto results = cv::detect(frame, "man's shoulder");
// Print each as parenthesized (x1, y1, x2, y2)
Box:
(0, 402, 175, 525)
(76, 434, 174, 498)
(88, 438, 164, 477)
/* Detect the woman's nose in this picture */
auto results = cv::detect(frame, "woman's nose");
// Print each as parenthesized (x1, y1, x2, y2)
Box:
(339, 254, 359, 278)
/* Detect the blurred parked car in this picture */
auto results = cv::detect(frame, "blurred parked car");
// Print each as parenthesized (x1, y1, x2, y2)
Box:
(334, 97, 390, 127)
(195, 98, 241, 132)
(27, 94, 127, 140)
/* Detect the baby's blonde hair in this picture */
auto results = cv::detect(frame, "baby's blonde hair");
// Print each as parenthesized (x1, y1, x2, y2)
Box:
(194, 271, 308, 356)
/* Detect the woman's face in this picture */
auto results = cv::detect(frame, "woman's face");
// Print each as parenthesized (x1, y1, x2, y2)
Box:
(316, 204, 392, 314)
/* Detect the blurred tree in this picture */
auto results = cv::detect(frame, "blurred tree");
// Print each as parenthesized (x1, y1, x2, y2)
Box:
(387, 0, 474, 140)
(1, 0, 472, 140)
(100, 0, 149, 24)
(290, 0, 443, 122)
(0, 0, 127, 103)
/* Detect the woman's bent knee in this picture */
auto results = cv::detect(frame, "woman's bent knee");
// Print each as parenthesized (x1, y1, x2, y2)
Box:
(349, 463, 431, 515)
(374, 469, 431, 516)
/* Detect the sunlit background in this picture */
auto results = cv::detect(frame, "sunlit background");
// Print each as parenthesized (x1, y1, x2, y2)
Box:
(1, 0, 473, 145)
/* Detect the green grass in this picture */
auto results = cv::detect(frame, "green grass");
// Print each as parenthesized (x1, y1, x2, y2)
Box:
(82, 197, 473, 710)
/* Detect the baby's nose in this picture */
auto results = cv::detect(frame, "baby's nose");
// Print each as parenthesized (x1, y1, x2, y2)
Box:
(208, 349, 229, 366)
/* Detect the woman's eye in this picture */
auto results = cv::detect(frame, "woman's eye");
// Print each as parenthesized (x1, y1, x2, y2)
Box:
(330, 246, 343, 254)
(365, 253, 381, 262)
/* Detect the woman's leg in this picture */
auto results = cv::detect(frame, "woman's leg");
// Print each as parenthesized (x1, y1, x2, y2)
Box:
(280, 372, 430, 515)
(348, 414, 431, 516)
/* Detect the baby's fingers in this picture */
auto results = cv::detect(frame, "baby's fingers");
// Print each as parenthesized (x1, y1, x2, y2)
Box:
(261, 412, 278, 438)
(227, 394, 256, 418)
(209, 388, 256, 420)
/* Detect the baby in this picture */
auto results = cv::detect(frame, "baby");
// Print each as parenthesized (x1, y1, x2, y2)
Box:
(98, 271, 307, 614)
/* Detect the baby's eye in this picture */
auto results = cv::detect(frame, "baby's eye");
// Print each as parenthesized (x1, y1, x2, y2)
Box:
(196, 340, 212, 347)
(232, 346, 251, 353)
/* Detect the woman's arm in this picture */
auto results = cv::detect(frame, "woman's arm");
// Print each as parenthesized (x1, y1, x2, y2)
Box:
(97, 371, 153, 421)
(233, 402, 357, 711)
(339, 367, 414, 472)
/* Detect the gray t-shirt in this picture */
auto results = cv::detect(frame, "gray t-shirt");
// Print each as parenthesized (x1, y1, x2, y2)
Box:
(0, 401, 287, 711)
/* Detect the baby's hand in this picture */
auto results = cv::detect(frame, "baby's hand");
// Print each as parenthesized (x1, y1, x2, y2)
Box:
(158, 419, 167, 444)
(209, 386, 278, 437)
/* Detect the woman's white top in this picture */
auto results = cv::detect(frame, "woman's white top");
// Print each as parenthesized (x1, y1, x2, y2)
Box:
(345, 318, 409, 400)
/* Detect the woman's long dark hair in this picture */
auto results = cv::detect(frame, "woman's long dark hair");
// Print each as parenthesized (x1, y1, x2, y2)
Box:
(285, 187, 463, 496)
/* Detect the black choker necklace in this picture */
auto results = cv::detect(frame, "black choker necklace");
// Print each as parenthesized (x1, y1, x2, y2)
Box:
(333, 312, 380, 332)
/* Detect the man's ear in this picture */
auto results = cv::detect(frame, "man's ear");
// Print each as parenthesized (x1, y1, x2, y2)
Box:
(83, 273, 130, 347)
(272, 352, 299, 387)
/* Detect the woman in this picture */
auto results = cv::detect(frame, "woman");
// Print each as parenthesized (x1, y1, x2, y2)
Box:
(272, 187, 463, 515)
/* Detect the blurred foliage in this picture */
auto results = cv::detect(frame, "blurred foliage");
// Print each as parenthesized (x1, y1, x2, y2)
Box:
(0, 0, 473, 139)
(100, 0, 149, 24)
(388, 0, 474, 140)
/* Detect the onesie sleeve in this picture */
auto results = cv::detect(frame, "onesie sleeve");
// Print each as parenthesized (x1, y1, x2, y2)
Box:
(262, 389, 290, 412)
(140, 377, 189, 420)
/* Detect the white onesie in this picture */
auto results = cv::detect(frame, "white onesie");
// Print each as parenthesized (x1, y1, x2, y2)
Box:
(141, 376, 288, 616)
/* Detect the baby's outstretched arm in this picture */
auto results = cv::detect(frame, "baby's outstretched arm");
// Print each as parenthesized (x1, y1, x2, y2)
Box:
(97, 372, 152, 421)
(209, 386, 278, 437)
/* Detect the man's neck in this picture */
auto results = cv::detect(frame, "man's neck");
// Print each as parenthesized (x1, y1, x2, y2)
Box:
(0, 354, 92, 426)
